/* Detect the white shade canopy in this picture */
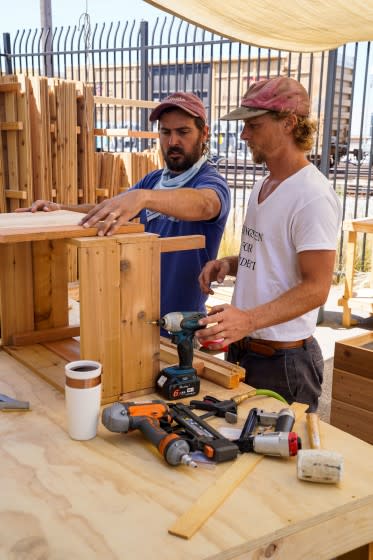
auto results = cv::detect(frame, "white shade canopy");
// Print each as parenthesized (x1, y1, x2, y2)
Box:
(145, 0, 373, 52)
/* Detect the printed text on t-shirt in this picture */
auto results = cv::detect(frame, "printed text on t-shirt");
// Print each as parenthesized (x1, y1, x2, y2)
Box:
(238, 225, 263, 271)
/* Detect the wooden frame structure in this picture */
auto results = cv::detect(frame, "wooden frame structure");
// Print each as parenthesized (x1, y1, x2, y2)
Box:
(0, 210, 206, 403)
(338, 217, 373, 327)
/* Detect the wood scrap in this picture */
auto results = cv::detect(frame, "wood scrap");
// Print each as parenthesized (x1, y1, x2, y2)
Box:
(168, 402, 309, 539)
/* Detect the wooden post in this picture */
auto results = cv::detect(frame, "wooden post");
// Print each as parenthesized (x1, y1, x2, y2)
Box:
(70, 232, 161, 402)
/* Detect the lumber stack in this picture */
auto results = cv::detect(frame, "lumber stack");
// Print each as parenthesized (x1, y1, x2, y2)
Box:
(0, 75, 33, 212)
(0, 74, 163, 213)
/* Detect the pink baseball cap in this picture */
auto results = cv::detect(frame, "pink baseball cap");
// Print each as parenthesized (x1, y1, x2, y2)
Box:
(149, 92, 207, 122)
(221, 76, 310, 120)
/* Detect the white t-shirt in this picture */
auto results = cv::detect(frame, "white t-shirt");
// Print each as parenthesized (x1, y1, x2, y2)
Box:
(232, 164, 342, 341)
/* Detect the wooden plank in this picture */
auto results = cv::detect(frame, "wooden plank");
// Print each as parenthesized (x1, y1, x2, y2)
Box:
(94, 128, 159, 139)
(160, 235, 205, 252)
(95, 187, 109, 197)
(4, 189, 28, 199)
(332, 368, 373, 412)
(49, 79, 58, 200)
(77, 84, 96, 203)
(15, 74, 33, 209)
(4, 87, 19, 209)
(160, 337, 244, 389)
(43, 338, 80, 362)
(343, 217, 373, 234)
(93, 96, 159, 108)
(12, 325, 80, 346)
(0, 122, 23, 130)
(0, 82, 20, 93)
(330, 399, 373, 444)
(3, 344, 67, 391)
(31, 239, 69, 331)
(168, 402, 309, 539)
(29, 76, 52, 202)
(75, 236, 122, 401)
(334, 336, 373, 379)
(118, 234, 161, 394)
(0, 210, 144, 243)
(0, 242, 34, 345)
(0, 129, 5, 212)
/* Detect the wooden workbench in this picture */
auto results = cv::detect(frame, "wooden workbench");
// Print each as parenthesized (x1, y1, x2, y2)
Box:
(1, 349, 372, 560)
(338, 217, 373, 327)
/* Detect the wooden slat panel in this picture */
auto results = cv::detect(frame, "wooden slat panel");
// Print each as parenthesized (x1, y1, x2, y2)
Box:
(334, 336, 373, 379)
(76, 237, 122, 401)
(119, 234, 161, 394)
(0, 129, 5, 212)
(0, 242, 34, 345)
(77, 84, 96, 203)
(4, 88, 19, 208)
(29, 76, 52, 202)
(43, 338, 80, 362)
(332, 368, 373, 412)
(48, 78, 58, 200)
(32, 239, 69, 330)
(15, 75, 33, 209)
(330, 399, 373, 444)
(4, 344, 66, 391)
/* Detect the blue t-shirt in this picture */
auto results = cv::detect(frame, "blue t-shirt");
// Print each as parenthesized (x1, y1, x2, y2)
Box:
(131, 161, 230, 332)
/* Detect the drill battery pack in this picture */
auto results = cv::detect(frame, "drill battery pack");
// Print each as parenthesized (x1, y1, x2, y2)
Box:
(156, 366, 200, 400)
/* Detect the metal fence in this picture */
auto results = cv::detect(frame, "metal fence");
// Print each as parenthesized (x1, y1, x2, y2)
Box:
(1, 16, 372, 271)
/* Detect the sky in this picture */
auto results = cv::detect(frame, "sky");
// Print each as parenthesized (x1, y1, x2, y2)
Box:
(1, 0, 166, 34)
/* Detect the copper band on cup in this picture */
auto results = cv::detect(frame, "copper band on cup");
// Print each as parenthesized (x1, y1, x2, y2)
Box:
(65, 375, 101, 389)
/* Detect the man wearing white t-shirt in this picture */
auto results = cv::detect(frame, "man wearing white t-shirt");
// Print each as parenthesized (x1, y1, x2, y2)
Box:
(197, 76, 342, 411)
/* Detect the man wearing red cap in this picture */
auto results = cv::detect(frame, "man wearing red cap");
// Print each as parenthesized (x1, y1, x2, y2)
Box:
(19, 93, 230, 333)
(196, 77, 342, 412)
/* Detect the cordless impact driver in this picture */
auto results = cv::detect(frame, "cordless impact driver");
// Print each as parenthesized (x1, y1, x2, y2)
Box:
(151, 311, 206, 400)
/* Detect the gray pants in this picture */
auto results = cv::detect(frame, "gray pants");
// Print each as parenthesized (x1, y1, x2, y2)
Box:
(227, 337, 323, 412)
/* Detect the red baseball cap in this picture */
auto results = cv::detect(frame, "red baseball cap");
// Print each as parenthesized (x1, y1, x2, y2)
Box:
(221, 76, 310, 120)
(149, 92, 207, 122)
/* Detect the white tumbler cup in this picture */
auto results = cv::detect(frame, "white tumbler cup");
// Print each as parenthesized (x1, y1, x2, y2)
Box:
(65, 360, 102, 440)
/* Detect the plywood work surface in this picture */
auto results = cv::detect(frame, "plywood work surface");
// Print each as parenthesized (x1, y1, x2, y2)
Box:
(1, 349, 373, 560)
(0, 210, 144, 242)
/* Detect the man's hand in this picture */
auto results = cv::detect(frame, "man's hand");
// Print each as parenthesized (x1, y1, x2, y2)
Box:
(196, 303, 253, 350)
(198, 259, 231, 295)
(15, 200, 61, 213)
(80, 191, 145, 236)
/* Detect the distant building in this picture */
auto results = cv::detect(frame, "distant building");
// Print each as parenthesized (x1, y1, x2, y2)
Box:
(74, 51, 354, 158)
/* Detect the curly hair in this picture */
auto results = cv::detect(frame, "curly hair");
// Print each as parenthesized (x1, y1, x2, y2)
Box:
(270, 112, 317, 153)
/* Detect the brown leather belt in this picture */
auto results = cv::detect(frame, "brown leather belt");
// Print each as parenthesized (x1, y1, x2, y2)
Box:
(234, 336, 313, 357)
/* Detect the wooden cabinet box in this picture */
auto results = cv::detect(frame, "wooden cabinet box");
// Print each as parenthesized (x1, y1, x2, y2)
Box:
(330, 333, 373, 444)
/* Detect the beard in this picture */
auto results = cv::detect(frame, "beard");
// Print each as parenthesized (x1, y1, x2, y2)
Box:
(163, 142, 203, 173)
(250, 146, 266, 164)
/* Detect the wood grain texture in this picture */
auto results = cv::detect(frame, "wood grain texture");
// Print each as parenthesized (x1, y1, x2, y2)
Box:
(0, 210, 144, 242)
(168, 402, 308, 539)
(1, 350, 372, 560)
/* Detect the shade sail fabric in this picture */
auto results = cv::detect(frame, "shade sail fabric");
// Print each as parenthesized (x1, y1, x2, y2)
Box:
(145, 0, 373, 52)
